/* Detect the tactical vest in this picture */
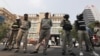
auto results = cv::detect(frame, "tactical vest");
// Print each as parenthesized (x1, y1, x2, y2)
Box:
(76, 20, 86, 30)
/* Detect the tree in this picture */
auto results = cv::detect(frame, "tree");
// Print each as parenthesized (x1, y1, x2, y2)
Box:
(88, 21, 100, 33)
(0, 23, 9, 41)
(71, 25, 78, 40)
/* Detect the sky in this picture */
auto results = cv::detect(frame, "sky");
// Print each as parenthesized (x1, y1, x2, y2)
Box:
(0, 0, 100, 23)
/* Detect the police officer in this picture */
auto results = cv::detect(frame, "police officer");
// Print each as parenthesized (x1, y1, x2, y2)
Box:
(30, 12, 52, 55)
(60, 14, 74, 55)
(2, 18, 21, 51)
(15, 14, 31, 53)
(74, 14, 99, 56)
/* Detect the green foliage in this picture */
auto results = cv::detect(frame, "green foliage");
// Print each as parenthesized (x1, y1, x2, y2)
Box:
(0, 23, 9, 40)
(58, 28, 64, 38)
(88, 21, 100, 32)
(71, 25, 78, 40)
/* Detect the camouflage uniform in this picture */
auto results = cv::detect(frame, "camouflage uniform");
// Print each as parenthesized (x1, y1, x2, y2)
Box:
(60, 19, 73, 55)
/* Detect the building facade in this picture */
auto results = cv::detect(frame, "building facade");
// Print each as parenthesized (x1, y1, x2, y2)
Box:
(0, 7, 16, 25)
(83, 5, 100, 25)
(28, 14, 39, 39)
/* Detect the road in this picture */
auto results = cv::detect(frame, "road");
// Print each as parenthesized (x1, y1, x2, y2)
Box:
(0, 43, 100, 56)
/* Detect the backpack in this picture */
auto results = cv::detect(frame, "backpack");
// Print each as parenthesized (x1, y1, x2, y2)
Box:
(63, 20, 72, 31)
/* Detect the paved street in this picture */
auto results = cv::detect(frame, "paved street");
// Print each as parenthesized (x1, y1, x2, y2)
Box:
(0, 43, 100, 56)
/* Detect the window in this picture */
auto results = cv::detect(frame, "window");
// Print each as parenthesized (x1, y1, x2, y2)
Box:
(51, 28, 60, 34)
(28, 33, 39, 38)
(31, 23, 38, 28)
(29, 28, 37, 33)
(53, 23, 60, 27)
